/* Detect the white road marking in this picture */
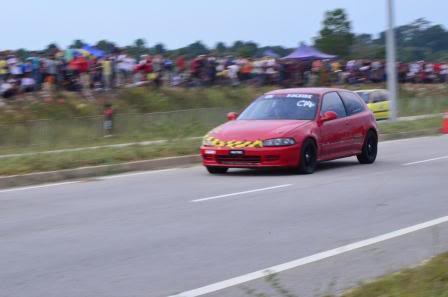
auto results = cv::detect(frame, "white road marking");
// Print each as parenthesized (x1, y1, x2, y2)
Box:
(403, 155, 448, 166)
(100, 168, 178, 180)
(0, 181, 80, 194)
(169, 215, 448, 297)
(0, 168, 179, 193)
(191, 184, 292, 203)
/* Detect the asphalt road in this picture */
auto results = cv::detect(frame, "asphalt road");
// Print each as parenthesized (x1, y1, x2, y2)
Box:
(1, 135, 448, 297)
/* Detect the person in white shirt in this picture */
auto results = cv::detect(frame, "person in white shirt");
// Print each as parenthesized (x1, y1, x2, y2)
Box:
(21, 76, 36, 92)
(408, 62, 421, 82)
(7, 55, 22, 76)
(227, 64, 240, 86)
(115, 54, 128, 86)
(440, 64, 448, 82)
(1, 80, 15, 99)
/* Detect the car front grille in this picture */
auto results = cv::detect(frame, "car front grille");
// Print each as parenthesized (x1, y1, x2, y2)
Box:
(216, 155, 261, 165)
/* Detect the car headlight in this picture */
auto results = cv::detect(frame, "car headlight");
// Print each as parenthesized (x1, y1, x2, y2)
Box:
(202, 136, 214, 146)
(263, 138, 296, 147)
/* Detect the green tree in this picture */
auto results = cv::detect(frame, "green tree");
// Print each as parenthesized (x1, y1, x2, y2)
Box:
(15, 49, 30, 60)
(185, 41, 209, 57)
(314, 8, 354, 58)
(375, 18, 448, 61)
(46, 43, 59, 55)
(134, 38, 146, 48)
(215, 42, 227, 55)
(351, 34, 385, 59)
(95, 40, 117, 54)
(69, 39, 85, 49)
(154, 43, 166, 55)
(237, 42, 258, 58)
(230, 40, 244, 54)
(125, 38, 149, 58)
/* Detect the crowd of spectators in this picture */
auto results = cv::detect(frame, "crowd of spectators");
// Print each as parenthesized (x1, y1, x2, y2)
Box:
(1, 49, 448, 100)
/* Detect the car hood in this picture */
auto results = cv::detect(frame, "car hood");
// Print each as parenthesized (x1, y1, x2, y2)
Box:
(208, 120, 310, 141)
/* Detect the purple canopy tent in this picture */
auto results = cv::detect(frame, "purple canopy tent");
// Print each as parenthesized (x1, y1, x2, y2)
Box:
(262, 49, 280, 58)
(281, 43, 337, 61)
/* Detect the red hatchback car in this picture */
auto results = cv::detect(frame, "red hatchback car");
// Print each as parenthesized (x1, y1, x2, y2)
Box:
(200, 88, 378, 174)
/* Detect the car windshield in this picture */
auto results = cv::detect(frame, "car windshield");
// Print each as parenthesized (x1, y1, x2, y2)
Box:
(238, 94, 319, 120)
(356, 92, 370, 103)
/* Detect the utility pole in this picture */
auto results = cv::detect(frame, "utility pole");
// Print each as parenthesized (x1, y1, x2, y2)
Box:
(386, 0, 398, 121)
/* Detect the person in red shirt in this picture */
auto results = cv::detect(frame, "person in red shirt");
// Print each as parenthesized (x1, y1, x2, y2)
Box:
(434, 63, 442, 81)
(103, 103, 114, 136)
(135, 55, 153, 82)
(176, 56, 186, 73)
(69, 55, 89, 73)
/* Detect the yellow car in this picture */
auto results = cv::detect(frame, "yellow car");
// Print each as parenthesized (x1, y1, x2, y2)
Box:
(355, 89, 390, 120)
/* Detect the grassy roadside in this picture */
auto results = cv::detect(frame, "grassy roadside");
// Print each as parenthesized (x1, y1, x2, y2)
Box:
(378, 115, 443, 135)
(0, 112, 443, 156)
(0, 107, 232, 153)
(0, 138, 201, 176)
(1, 84, 447, 152)
(341, 253, 448, 297)
(0, 86, 271, 124)
(0, 116, 444, 176)
(249, 252, 448, 297)
(2, 84, 447, 124)
(0, 86, 268, 152)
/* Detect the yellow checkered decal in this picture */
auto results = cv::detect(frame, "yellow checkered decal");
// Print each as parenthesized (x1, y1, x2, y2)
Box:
(205, 136, 263, 148)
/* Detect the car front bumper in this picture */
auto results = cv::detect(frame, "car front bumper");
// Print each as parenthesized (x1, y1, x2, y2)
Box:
(200, 145, 301, 168)
(373, 110, 389, 120)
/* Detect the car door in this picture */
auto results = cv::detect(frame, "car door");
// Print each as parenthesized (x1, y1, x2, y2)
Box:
(377, 90, 390, 119)
(319, 92, 351, 159)
(339, 91, 368, 153)
(370, 91, 390, 120)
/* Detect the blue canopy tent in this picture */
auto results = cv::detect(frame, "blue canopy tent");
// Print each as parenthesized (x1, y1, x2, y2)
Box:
(281, 43, 337, 61)
(63, 45, 105, 61)
(82, 45, 105, 58)
(262, 49, 280, 58)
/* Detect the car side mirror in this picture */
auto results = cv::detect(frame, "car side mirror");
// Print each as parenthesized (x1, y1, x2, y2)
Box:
(227, 112, 239, 121)
(320, 111, 338, 122)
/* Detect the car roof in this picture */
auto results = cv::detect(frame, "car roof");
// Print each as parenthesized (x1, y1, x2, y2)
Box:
(265, 87, 352, 96)
(354, 89, 387, 93)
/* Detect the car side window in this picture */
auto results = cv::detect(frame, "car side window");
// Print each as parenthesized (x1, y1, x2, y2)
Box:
(321, 92, 347, 118)
(370, 92, 379, 103)
(358, 92, 370, 104)
(372, 91, 387, 103)
(340, 91, 365, 116)
(379, 91, 389, 102)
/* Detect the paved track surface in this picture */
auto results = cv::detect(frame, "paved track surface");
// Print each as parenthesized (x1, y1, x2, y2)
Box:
(1, 135, 448, 297)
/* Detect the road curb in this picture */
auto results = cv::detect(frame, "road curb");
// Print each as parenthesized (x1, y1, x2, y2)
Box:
(0, 155, 201, 189)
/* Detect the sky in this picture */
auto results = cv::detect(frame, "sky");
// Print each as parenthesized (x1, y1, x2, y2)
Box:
(1, 0, 446, 50)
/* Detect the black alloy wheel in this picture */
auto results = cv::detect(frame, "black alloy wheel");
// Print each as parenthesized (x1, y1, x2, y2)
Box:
(357, 130, 378, 164)
(298, 139, 317, 174)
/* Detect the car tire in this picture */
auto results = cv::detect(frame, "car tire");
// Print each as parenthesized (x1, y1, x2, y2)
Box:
(357, 130, 378, 164)
(206, 166, 229, 174)
(298, 139, 317, 174)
